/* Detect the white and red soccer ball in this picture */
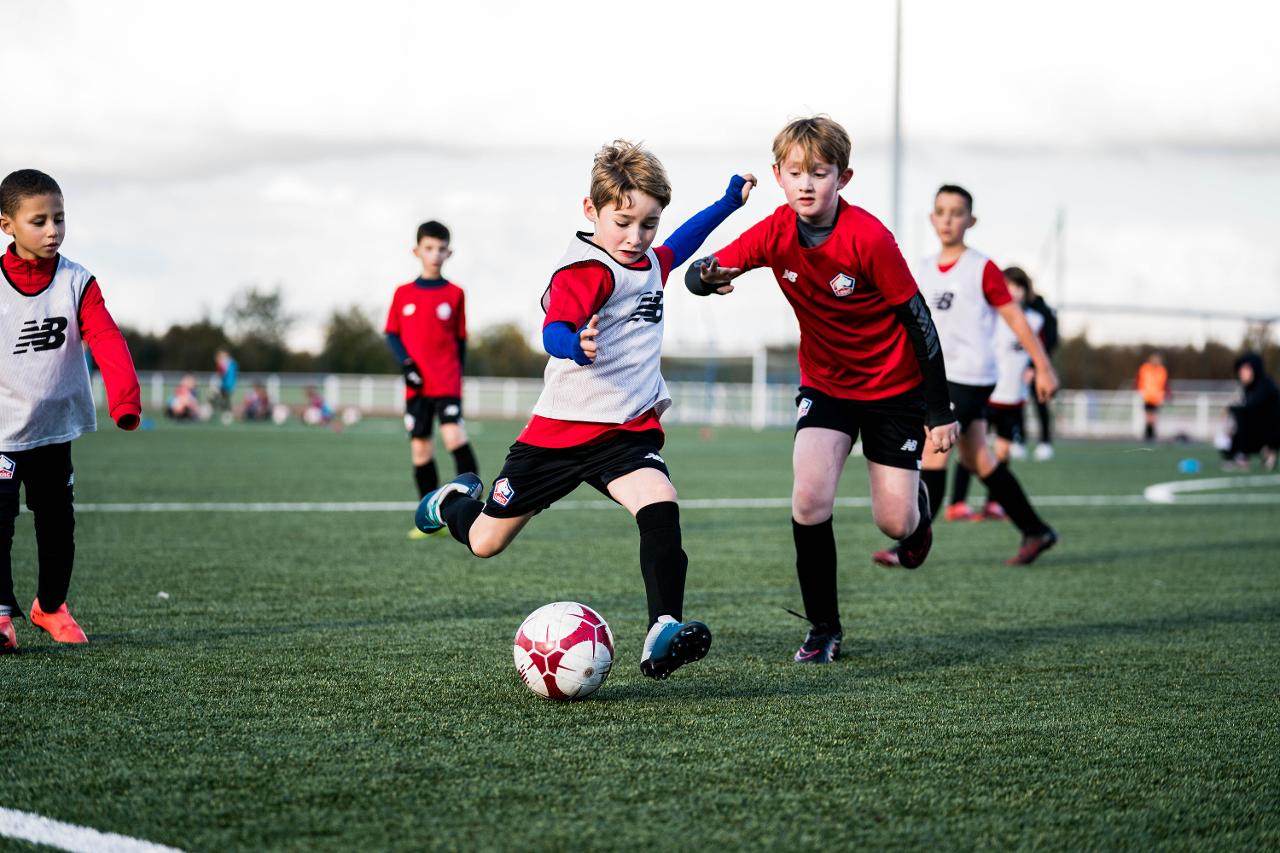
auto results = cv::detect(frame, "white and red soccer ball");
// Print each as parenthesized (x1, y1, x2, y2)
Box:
(513, 602, 614, 700)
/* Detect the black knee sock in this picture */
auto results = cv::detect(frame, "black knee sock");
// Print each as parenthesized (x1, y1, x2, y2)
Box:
(950, 465, 972, 506)
(793, 516, 839, 631)
(452, 443, 478, 477)
(33, 502, 75, 613)
(441, 495, 485, 549)
(0, 499, 18, 615)
(1144, 423, 1155, 441)
(1036, 399, 1052, 444)
(921, 468, 947, 521)
(414, 461, 439, 498)
(981, 463, 1049, 536)
(636, 502, 687, 625)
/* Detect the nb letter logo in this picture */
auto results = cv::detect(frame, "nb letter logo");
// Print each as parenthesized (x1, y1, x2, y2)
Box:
(13, 316, 69, 354)
(627, 292, 663, 324)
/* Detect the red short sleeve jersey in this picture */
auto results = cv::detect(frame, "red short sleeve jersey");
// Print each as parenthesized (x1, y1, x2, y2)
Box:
(711, 199, 923, 400)
(385, 280, 467, 398)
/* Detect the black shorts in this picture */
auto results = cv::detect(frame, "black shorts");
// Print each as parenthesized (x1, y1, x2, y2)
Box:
(405, 395, 463, 438)
(1144, 402, 1161, 414)
(795, 386, 926, 471)
(985, 404, 1026, 443)
(948, 382, 996, 430)
(0, 442, 74, 511)
(483, 429, 670, 518)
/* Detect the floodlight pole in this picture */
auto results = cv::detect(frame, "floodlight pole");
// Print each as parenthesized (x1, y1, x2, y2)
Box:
(891, 0, 903, 238)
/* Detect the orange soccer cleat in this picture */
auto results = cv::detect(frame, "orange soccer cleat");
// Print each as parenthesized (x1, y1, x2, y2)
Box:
(944, 502, 976, 522)
(30, 600, 89, 644)
(979, 501, 1008, 521)
(1, 614, 17, 654)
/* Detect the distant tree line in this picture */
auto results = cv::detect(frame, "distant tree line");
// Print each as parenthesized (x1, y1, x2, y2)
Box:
(120, 286, 547, 377)
(121, 287, 1276, 387)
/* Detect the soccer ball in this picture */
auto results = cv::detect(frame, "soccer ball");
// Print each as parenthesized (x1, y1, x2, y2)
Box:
(513, 602, 614, 700)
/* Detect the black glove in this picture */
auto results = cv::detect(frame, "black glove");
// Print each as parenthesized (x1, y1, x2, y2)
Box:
(684, 256, 720, 296)
(402, 359, 424, 391)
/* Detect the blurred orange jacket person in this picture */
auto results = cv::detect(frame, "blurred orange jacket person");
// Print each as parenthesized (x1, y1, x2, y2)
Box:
(1137, 355, 1168, 406)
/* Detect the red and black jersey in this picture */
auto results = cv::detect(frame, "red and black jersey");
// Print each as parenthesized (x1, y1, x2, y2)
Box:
(385, 280, 467, 398)
(710, 199, 923, 401)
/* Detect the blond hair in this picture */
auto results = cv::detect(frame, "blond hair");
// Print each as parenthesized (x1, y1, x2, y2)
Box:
(590, 140, 671, 211)
(771, 116, 851, 172)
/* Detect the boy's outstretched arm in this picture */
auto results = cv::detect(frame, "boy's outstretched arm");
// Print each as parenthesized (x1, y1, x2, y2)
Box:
(541, 264, 613, 365)
(79, 279, 141, 430)
(890, 292, 957, 451)
(661, 174, 756, 269)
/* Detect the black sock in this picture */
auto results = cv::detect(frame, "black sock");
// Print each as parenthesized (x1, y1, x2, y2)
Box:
(1144, 423, 1155, 441)
(441, 495, 485, 549)
(452, 443, 478, 477)
(950, 465, 972, 505)
(793, 516, 839, 631)
(981, 463, 1049, 536)
(33, 498, 75, 613)
(921, 468, 947, 521)
(414, 461, 439, 499)
(636, 502, 687, 625)
(0, 498, 19, 615)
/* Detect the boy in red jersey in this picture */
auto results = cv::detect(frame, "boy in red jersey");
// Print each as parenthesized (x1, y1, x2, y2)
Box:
(914, 186, 1059, 566)
(417, 140, 756, 680)
(385, 221, 479, 539)
(685, 116, 958, 664)
(0, 169, 141, 652)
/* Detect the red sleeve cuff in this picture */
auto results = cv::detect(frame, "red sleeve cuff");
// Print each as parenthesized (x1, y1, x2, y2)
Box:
(982, 261, 1013, 307)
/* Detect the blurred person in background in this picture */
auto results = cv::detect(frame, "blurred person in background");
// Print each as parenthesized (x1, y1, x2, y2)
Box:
(1136, 352, 1168, 442)
(1222, 352, 1280, 470)
(211, 348, 238, 417)
(166, 373, 200, 420)
(1027, 287, 1058, 460)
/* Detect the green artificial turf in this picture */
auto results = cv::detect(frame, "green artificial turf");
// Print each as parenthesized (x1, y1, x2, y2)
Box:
(1, 419, 1276, 851)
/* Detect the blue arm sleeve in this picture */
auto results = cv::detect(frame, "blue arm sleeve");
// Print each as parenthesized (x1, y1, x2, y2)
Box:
(661, 175, 748, 268)
(385, 332, 409, 363)
(542, 322, 592, 366)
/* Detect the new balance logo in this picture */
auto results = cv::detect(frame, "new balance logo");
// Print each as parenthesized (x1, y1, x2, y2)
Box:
(13, 316, 69, 354)
(643, 452, 665, 463)
(783, 269, 798, 282)
(627, 292, 663, 324)
(900, 439, 919, 452)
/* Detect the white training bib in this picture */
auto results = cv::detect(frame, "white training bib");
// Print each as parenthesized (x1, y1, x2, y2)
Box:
(915, 248, 999, 386)
(990, 307, 1044, 405)
(0, 256, 97, 450)
(532, 234, 671, 424)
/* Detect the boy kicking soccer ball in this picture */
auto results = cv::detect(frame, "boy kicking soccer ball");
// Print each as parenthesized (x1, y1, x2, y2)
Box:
(0, 169, 141, 652)
(417, 140, 755, 679)
(686, 116, 958, 664)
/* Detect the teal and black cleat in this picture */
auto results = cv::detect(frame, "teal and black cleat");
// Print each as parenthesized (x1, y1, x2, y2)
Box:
(415, 473, 484, 534)
(640, 616, 712, 679)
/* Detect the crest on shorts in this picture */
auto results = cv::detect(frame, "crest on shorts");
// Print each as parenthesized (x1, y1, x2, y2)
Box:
(797, 398, 813, 418)
(493, 477, 514, 507)
(829, 273, 856, 298)
(0, 455, 13, 480)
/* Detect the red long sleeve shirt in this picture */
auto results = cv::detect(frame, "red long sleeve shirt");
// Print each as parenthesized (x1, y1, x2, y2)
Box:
(3, 243, 141, 428)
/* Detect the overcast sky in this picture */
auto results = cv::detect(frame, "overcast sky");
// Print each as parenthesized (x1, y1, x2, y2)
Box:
(4, 0, 1279, 351)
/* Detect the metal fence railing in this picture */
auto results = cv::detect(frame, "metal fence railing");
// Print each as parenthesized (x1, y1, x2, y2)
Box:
(99, 372, 1238, 441)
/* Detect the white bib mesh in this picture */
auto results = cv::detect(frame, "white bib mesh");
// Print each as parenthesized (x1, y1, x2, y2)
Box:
(916, 248, 999, 386)
(990, 307, 1044, 405)
(532, 235, 670, 424)
(0, 256, 97, 450)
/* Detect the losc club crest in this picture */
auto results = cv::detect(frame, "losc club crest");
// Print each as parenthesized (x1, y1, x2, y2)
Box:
(492, 477, 515, 507)
(0, 455, 13, 480)
(829, 273, 856, 298)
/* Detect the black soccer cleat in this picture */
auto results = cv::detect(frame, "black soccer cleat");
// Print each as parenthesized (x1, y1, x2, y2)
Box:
(1006, 528, 1059, 565)
(640, 617, 712, 679)
(793, 625, 843, 664)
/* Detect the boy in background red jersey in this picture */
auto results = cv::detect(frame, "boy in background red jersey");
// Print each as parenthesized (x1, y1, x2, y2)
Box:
(686, 116, 958, 665)
(385, 221, 478, 539)
(0, 169, 140, 652)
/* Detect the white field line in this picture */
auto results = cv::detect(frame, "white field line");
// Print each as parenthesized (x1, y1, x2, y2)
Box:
(68, 485, 1277, 514)
(1142, 473, 1280, 504)
(0, 807, 183, 853)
